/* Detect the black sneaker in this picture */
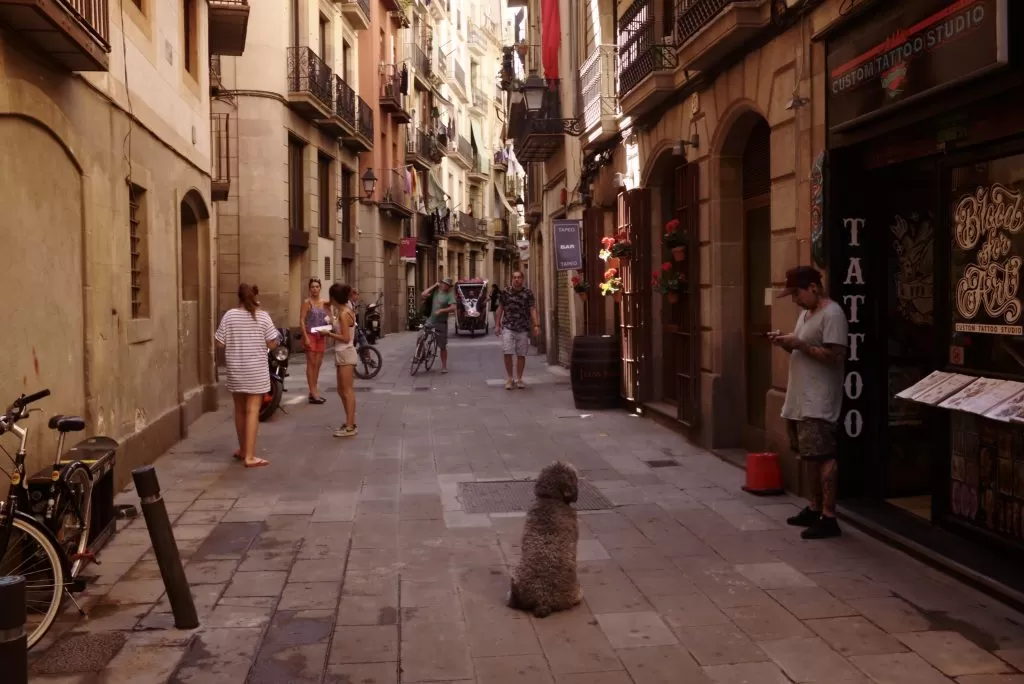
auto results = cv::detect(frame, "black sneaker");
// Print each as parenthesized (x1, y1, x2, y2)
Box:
(786, 507, 821, 528)
(801, 515, 841, 540)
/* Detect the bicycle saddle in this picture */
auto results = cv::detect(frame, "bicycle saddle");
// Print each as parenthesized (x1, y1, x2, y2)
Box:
(48, 415, 86, 433)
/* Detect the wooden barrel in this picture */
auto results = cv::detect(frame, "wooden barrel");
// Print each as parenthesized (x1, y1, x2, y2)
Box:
(570, 335, 622, 410)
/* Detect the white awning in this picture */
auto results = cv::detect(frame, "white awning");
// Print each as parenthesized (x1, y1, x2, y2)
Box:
(493, 180, 518, 215)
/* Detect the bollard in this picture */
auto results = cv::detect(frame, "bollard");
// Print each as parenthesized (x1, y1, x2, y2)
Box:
(0, 575, 27, 684)
(132, 466, 199, 629)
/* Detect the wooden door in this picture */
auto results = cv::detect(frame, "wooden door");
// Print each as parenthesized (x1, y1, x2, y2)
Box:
(384, 242, 400, 333)
(743, 202, 772, 449)
(618, 189, 651, 403)
(583, 206, 606, 334)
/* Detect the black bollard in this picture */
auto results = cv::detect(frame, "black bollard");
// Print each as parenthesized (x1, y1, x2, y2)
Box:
(131, 466, 199, 629)
(0, 575, 27, 684)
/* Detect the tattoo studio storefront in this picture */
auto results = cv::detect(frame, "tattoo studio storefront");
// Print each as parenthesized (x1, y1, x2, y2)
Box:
(822, 0, 1024, 579)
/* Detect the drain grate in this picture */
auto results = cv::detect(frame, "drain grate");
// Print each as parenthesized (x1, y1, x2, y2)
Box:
(644, 459, 680, 468)
(459, 480, 614, 514)
(33, 632, 127, 674)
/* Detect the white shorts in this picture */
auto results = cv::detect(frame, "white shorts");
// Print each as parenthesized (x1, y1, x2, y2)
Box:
(501, 329, 530, 357)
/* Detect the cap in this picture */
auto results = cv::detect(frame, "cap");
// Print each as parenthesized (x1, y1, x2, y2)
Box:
(778, 266, 822, 298)
(441, 277, 454, 286)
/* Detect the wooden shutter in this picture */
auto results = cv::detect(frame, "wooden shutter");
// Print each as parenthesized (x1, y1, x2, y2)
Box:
(618, 188, 651, 403)
(674, 162, 700, 427)
(583, 205, 606, 334)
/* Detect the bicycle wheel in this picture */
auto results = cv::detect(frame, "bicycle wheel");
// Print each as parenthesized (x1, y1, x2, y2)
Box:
(1, 515, 65, 648)
(354, 346, 383, 380)
(424, 336, 438, 371)
(53, 463, 93, 578)
(410, 338, 424, 376)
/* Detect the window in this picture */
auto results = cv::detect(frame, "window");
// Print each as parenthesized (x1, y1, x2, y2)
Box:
(318, 153, 332, 239)
(341, 168, 354, 242)
(291, 0, 300, 47)
(342, 42, 351, 81)
(128, 183, 150, 319)
(318, 13, 329, 61)
(183, 0, 198, 78)
(324, 256, 332, 282)
(289, 138, 305, 234)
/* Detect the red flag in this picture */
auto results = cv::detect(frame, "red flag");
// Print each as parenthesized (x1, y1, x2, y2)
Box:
(541, 0, 560, 80)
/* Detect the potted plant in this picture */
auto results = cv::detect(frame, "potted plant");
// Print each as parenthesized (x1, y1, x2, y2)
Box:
(651, 262, 682, 304)
(664, 218, 686, 262)
(571, 274, 590, 301)
(600, 267, 623, 302)
(599, 233, 633, 266)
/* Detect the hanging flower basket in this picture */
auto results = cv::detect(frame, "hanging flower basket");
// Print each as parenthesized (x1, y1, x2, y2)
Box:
(651, 262, 682, 304)
(671, 245, 686, 262)
(664, 218, 686, 262)
(667, 292, 679, 304)
(613, 292, 622, 303)
(606, 257, 620, 270)
(600, 267, 622, 300)
(571, 275, 591, 301)
(578, 291, 589, 302)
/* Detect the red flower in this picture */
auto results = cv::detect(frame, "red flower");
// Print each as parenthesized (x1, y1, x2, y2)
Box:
(571, 276, 581, 286)
(665, 218, 680, 233)
(661, 262, 672, 272)
(600, 236, 616, 248)
(615, 229, 627, 242)
(604, 268, 618, 280)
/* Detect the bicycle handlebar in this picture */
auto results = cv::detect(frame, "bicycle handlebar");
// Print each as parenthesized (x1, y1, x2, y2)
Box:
(0, 388, 50, 432)
(19, 389, 51, 406)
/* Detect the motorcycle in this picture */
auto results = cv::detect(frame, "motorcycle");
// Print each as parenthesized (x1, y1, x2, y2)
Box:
(259, 327, 291, 422)
(363, 293, 383, 344)
(353, 324, 383, 380)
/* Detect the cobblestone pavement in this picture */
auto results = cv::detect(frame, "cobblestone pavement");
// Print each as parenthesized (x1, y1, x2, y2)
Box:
(27, 331, 1024, 683)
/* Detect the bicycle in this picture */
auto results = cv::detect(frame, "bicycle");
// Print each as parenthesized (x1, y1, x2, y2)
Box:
(409, 324, 440, 376)
(353, 325, 383, 380)
(0, 389, 99, 648)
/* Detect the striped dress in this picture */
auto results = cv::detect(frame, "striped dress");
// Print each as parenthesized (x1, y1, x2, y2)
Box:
(215, 308, 278, 394)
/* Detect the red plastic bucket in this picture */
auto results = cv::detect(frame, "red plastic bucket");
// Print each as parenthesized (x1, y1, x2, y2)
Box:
(742, 452, 784, 496)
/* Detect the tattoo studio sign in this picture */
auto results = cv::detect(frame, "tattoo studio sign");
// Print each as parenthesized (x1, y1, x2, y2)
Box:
(953, 183, 1024, 336)
(841, 218, 868, 439)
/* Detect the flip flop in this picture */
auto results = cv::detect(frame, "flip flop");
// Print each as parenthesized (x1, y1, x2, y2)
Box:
(244, 458, 270, 468)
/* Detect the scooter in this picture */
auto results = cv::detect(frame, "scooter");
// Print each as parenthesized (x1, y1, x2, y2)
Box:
(364, 293, 383, 344)
(259, 327, 291, 422)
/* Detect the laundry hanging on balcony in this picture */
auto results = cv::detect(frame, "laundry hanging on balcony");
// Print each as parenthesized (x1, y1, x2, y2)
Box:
(400, 63, 409, 95)
(541, 0, 560, 80)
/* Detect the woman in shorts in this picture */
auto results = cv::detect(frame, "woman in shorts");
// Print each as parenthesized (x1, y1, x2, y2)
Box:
(327, 283, 358, 437)
(299, 278, 330, 404)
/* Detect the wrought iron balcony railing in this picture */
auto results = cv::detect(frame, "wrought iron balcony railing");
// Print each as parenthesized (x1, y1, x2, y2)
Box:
(357, 96, 374, 141)
(211, 113, 231, 201)
(335, 75, 356, 127)
(437, 50, 448, 79)
(468, 22, 484, 48)
(510, 80, 581, 162)
(473, 87, 488, 108)
(412, 43, 431, 78)
(288, 46, 333, 109)
(62, 0, 110, 46)
(675, 0, 738, 43)
(580, 44, 618, 133)
(457, 135, 473, 160)
(617, 0, 677, 97)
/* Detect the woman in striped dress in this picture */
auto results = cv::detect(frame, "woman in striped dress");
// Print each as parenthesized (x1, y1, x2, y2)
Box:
(215, 283, 279, 468)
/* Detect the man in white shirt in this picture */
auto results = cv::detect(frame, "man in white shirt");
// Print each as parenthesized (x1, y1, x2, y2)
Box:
(769, 266, 849, 540)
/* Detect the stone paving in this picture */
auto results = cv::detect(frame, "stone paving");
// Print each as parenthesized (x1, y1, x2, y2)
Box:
(26, 330, 1024, 684)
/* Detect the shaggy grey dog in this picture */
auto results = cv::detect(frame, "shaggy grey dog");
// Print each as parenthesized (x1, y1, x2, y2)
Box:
(506, 461, 583, 618)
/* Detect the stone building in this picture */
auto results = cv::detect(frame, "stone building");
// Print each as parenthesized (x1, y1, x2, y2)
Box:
(0, 0, 245, 482)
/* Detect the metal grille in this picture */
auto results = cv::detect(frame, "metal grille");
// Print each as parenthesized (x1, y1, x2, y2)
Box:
(617, 0, 676, 97)
(676, 0, 732, 46)
(459, 480, 615, 514)
(325, 256, 331, 281)
(357, 95, 374, 141)
(287, 46, 334, 109)
(556, 269, 571, 367)
(336, 76, 356, 127)
(129, 186, 143, 318)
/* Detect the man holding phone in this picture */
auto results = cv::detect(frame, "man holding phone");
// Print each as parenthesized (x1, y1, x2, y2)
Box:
(769, 266, 848, 539)
(422, 278, 457, 373)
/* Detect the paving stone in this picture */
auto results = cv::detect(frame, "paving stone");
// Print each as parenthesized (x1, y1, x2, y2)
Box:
(626, 568, 698, 598)
(93, 639, 187, 684)
(735, 562, 817, 589)
(703, 662, 794, 684)
(223, 570, 288, 597)
(760, 636, 871, 682)
(463, 598, 542, 657)
(472, 654, 555, 683)
(656, 590, 732, 629)
(328, 626, 399, 664)
(323, 662, 398, 684)
(848, 652, 954, 684)
(400, 607, 474, 682)
(531, 608, 622, 674)
(168, 628, 262, 683)
(897, 632, 1012, 677)
(190, 522, 264, 561)
(186, 498, 236, 512)
(955, 677, 1024, 684)
(184, 560, 238, 585)
(279, 581, 342, 611)
(250, 610, 334, 684)
(724, 601, 814, 641)
(807, 616, 908, 656)
(289, 559, 347, 583)
(337, 594, 399, 626)
(809, 571, 892, 600)
(577, 539, 611, 561)
(673, 623, 769, 666)
(595, 611, 679, 649)
(100, 579, 166, 606)
(554, 673, 633, 684)
(996, 649, 1024, 670)
(176, 510, 228, 526)
(618, 644, 711, 683)
(238, 549, 295, 572)
(768, 587, 858, 620)
(849, 597, 933, 633)
(203, 601, 276, 629)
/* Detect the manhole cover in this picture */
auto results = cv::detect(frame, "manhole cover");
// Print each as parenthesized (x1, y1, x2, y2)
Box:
(33, 632, 127, 674)
(459, 480, 614, 514)
(644, 459, 680, 468)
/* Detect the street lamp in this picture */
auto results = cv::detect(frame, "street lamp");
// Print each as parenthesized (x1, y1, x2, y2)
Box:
(521, 71, 546, 113)
(336, 167, 379, 209)
(514, 195, 525, 216)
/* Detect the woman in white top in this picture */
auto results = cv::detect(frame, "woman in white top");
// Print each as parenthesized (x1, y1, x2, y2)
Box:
(215, 283, 279, 468)
(327, 283, 358, 438)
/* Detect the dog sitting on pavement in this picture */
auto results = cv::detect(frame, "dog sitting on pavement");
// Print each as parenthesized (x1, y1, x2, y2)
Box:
(506, 461, 583, 618)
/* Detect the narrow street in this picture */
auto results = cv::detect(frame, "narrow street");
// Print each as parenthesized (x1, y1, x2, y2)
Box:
(29, 331, 1024, 684)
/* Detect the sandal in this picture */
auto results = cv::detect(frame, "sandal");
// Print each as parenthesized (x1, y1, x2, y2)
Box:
(309, 395, 327, 404)
(243, 457, 270, 468)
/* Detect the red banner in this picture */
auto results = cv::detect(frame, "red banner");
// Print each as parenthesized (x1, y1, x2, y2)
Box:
(400, 237, 417, 263)
(541, 0, 560, 80)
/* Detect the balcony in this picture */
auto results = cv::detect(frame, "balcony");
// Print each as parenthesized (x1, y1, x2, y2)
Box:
(406, 127, 444, 171)
(209, 0, 250, 56)
(317, 75, 356, 137)
(210, 55, 222, 94)
(338, 0, 370, 30)
(287, 46, 333, 119)
(450, 58, 468, 101)
(469, 153, 489, 183)
(579, 44, 618, 149)
(388, 7, 411, 28)
(0, 0, 110, 70)
(211, 113, 231, 202)
(470, 86, 488, 115)
(617, 0, 676, 118)
(467, 22, 485, 56)
(343, 96, 373, 152)
(379, 64, 412, 123)
(493, 149, 508, 173)
(450, 134, 473, 169)
(509, 81, 580, 163)
(435, 50, 449, 90)
(412, 43, 431, 90)
(452, 212, 487, 240)
(378, 179, 414, 219)
(483, 15, 500, 42)
(675, 0, 771, 72)
(525, 167, 543, 222)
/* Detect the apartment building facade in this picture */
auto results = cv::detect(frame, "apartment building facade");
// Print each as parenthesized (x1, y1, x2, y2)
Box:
(213, 0, 374, 334)
(0, 0, 244, 482)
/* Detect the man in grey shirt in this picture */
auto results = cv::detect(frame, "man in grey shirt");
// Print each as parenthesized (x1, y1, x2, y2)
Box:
(769, 266, 849, 539)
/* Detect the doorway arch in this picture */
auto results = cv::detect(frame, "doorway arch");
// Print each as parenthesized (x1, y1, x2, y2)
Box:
(711, 108, 771, 449)
(179, 189, 212, 405)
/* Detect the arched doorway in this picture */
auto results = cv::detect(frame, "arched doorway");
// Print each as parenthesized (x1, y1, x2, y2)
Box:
(180, 190, 210, 406)
(718, 113, 772, 449)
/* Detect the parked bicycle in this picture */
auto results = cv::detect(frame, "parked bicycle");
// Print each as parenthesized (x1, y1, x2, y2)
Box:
(409, 323, 440, 376)
(0, 389, 110, 648)
(354, 324, 383, 380)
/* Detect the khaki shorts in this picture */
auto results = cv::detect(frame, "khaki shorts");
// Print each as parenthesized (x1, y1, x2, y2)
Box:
(335, 345, 358, 367)
(786, 418, 837, 462)
(501, 329, 530, 357)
